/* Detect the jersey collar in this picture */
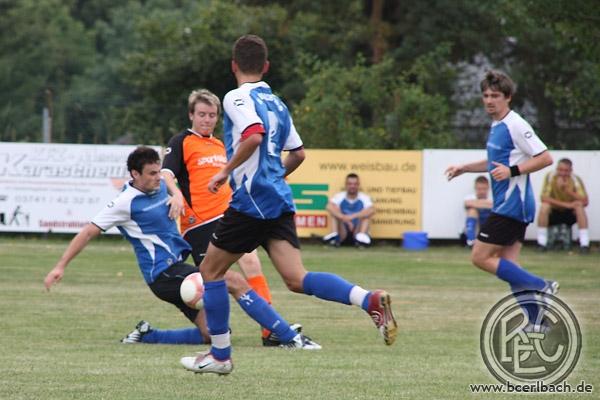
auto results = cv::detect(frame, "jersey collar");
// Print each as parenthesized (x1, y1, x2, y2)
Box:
(187, 128, 212, 138)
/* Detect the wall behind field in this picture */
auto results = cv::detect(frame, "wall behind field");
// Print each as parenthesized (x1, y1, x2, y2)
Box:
(1, 142, 598, 241)
(423, 149, 600, 241)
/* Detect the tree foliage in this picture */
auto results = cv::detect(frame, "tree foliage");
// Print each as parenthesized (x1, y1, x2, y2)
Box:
(1, 0, 598, 149)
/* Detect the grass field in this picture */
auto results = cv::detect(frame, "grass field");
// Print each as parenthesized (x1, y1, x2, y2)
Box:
(1, 237, 598, 399)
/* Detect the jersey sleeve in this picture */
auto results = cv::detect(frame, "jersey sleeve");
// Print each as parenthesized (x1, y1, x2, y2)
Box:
(283, 116, 303, 151)
(330, 192, 345, 206)
(464, 193, 476, 202)
(358, 193, 373, 208)
(511, 120, 547, 157)
(223, 90, 263, 134)
(161, 133, 186, 177)
(91, 195, 130, 231)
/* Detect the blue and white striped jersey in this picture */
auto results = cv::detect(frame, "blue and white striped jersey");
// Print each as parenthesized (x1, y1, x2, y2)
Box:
(486, 110, 547, 223)
(92, 180, 191, 284)
(222, 81, 303, 219)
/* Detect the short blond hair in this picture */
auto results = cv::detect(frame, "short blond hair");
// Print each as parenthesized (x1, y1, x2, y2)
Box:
(188, 89, 221, 114)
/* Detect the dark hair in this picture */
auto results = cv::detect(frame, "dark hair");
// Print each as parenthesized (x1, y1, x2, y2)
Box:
(475, 175, 489, 185)
(558, 158, 572, 167)
(346, 173, 359, 180)
(480, 70, 515, 98)
(233, 34, 268, 74)
(127, 146, 160, 174)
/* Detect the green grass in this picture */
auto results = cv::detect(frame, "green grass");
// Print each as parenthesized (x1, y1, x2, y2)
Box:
(0, 237, 598, 399)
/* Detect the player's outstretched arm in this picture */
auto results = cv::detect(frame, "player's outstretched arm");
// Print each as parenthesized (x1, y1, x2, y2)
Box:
(161, 171, 185, 219)
(445, 159, 488, 181)
(44, 223, 102, 291)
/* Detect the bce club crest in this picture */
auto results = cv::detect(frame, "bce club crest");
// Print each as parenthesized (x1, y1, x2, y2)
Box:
(480, 291, 581, 385)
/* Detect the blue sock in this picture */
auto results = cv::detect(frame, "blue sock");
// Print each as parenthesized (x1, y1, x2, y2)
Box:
(509, 284, 540, 324)
(361, 293, 372, 311)
(496, 258, 545, 290)
(465, 217, 477, 242)
(141, 328, 204, 344)
(204, 280, 230, 360)
(302, 272, 353, 305)
(237, 290, 295, 343)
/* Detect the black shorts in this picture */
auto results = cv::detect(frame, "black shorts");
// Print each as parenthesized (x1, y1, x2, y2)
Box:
(184, 219, 220, 265)
(477, 213, 528, 246)
(148, 262, 199, 323)
(210, 208, 300, 254)
(549, 209, 577, 226)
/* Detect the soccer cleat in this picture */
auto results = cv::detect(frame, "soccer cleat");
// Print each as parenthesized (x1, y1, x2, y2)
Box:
(523, 321, 551, 335)
(322, 232, 340, 247)
(540, 280, 560, 296)
(367, 290, 398, 346)
(535, 280, 560, 317)
(262, 323, 303, 347)
(121, 320, 152, 343)
(354, 232, 371, 247)
(180, 352, 233, 375)
(279, 333, 322, 350)
(579, 246, 590, 255)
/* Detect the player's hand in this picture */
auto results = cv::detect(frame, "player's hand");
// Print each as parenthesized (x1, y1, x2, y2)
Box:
(445, 165, 464, 181)
(341, 214, 354, 223)
(44, 266, 65, 291)
(567, 200, 583, 209)
(167, 192, 185, 220)
(208, 170, 228, 194)
(490, 162, 510, 181)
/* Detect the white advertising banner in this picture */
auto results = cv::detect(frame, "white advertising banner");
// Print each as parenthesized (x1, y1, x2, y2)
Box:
(423, 149, 600, 240)
(0, 142, 142, 234)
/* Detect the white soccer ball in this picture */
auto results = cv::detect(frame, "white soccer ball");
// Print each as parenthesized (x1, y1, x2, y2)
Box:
(180, 272, 205, 310)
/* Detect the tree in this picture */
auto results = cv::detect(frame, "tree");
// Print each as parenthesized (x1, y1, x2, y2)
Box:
(0, 0, 94, 142)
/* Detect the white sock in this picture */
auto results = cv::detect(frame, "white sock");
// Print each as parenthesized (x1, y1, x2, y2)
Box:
(537, 227, 548, 246)
(349, 286, 369, 308)
(579, 229, 590, 247)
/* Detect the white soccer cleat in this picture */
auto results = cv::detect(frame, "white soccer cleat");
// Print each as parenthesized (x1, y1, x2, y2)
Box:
(121, 320, 152, 343)
(279, 333, 322, 350)
(180, 352, 233, 375)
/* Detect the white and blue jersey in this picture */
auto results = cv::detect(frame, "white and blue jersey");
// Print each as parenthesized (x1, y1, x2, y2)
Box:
(330, 191, 373, 227)
(486, 110, 547, 223)
(92, 180, 191, 284)
(222, 81, 303, 219)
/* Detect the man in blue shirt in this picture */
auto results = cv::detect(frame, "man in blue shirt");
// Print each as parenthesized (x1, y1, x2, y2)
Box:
(446, 70, 557, 331)
(324, 173, 375, 247)
(181, 35, 398, 375)
(44, 147, 315, 347)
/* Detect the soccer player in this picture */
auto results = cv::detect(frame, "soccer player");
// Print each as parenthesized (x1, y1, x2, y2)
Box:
(536, 158, 590, 253)
(323, 173, 375, 247)
(44, 147, 315, 347)
(463, 176, 492, 247)
(161, 88, 294, 346)
(180, 34, 398, 375)
(446, 70, 557, 331)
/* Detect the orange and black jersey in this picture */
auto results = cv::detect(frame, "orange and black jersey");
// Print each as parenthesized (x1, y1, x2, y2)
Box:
(162, 129, 232, 235)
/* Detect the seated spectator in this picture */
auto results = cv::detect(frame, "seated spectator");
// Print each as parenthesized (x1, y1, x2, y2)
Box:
(463, 175, 492, 247)
(323, 173, 375, 247)
(537, 158, 590, 253)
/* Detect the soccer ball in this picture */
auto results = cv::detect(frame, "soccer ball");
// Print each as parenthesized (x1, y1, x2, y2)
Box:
(180, 272, 205, 310)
